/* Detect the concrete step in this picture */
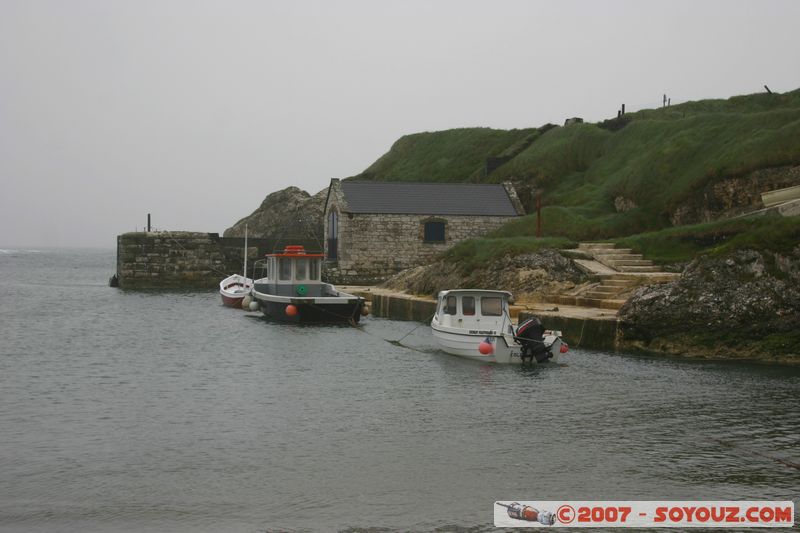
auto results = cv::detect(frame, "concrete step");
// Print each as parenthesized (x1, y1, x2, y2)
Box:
(594, 248, 633, 255)
(591, 286, 623, 295)
(573, 258, 618, 276)
(577, 242, 616, 250)
(607, 272, 680, 282)
(604, 259, 654, 267)
(584, 291, 624, 300)
(602, 279, 639, 287)
(594, 253, 644, 261)
(552, 295, 626, 310)
(616, 265, 660, 273)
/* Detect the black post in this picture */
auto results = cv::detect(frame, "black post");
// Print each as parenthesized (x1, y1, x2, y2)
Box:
(764, 85, 772, 94)
(621, 103, 625, 115)
(663, 94, 667, 107)
(147, 213, 151, 232)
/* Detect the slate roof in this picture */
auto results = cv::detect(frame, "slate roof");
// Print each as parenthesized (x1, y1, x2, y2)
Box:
(339, 181, 520, 216)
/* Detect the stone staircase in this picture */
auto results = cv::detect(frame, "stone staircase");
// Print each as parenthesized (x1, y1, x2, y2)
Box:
(551, 243, 679, 311)
(577, 242, 659, 272)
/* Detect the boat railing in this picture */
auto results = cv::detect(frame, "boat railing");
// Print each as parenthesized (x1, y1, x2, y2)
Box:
(251, 258, 269, 281)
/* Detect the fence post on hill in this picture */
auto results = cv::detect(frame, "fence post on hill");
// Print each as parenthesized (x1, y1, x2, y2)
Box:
(536, 190, 542, 238)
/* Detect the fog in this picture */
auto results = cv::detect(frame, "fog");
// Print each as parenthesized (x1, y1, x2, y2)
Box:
(1, 0, 798, 247)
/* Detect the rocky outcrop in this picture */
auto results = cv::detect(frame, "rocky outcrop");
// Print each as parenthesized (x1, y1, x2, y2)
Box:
(614, 196, 637, 212)
(619, 247, 800, 363)
(381, 249, 588, 300)
(224, 186, 327, 244)
(670, 165, 800, 225)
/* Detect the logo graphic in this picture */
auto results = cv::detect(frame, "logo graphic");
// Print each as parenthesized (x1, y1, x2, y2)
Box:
(496, 502, 555, 525)
(494, 501, 794, 528)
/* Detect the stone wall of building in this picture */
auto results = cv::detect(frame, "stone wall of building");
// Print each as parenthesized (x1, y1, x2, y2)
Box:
(116, 232, 312, 289)
(324, 213, 514, 285)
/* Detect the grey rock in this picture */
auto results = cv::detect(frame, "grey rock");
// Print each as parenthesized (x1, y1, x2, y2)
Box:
(382, 249, 588, 299)
(619, 248, 800, 360)
(223, 186, 327, 244)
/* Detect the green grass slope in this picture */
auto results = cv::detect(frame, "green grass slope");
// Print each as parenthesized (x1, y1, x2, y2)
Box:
(351, 88, 800, 247)
(354, 127, 538, 183)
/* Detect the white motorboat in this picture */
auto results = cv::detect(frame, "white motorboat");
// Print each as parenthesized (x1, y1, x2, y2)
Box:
(431, 289, 567, 364)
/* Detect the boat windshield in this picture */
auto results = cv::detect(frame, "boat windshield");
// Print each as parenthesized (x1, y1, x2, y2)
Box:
(481, 297, 503, 316)
(279, 258, 292, 280)
(462, 296, 476, 316)
(444, 295, 457, 315)
(295, 259, 307, 281)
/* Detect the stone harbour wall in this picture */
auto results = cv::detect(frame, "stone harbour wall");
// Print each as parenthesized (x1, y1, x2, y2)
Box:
(116, 232, 311, 289)
(324, 213, 514, 285)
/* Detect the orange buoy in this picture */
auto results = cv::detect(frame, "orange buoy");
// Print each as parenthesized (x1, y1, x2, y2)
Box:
(478, 340, 494, 355)
(285, 304, 298, 317)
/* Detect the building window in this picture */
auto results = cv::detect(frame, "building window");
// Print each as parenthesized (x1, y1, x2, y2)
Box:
(423, 221, 445, 243)
(327, 210, 338, 260)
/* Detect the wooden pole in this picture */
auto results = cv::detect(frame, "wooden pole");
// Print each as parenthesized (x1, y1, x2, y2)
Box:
(147, 213, 151, 232)
(536, 191, 542, 238)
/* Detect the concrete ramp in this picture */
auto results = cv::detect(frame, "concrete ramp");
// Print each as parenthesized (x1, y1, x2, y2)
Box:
(762, 185, 800, 208)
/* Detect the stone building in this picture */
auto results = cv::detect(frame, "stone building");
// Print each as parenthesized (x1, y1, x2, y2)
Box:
(323, 179, 524, 284)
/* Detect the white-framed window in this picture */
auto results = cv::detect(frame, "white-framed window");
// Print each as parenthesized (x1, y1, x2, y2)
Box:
(279, 258, 292, 281)
(295, 259, 307, 281)
(481, 297, 502, 316)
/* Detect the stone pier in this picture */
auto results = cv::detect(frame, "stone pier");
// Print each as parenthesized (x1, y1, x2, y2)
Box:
(115, 231, 316, 289)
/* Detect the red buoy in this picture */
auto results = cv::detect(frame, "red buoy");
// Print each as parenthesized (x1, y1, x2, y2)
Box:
(285, 304, 298, 317)
(478, 340, 494, 355)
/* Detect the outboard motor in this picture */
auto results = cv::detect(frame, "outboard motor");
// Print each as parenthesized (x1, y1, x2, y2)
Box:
(516, 317, 552, 364)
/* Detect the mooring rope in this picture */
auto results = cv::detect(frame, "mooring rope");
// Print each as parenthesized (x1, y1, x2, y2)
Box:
(574, 318, 588, 348)
(388, 312, 436, 346)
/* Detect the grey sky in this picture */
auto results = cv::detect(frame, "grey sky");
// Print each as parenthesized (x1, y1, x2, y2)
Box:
(1, 0, 798, 248)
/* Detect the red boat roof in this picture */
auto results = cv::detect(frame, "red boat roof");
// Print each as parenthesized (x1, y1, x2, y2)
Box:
(267, 245, 324, 258)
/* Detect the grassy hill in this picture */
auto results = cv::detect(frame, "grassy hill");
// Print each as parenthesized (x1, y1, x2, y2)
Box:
(349, 88, 800, 258)
(354, 127, 541, 183)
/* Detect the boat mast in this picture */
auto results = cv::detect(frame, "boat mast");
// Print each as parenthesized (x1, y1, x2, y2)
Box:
(243, 224, 248, 279)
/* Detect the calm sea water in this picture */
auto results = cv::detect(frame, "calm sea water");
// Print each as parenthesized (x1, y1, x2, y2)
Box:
(0, 248, 798, 532)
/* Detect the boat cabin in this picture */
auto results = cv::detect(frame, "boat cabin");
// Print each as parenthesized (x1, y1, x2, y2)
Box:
(434, 289, 515, 335)
(253, 245, 326, 297)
